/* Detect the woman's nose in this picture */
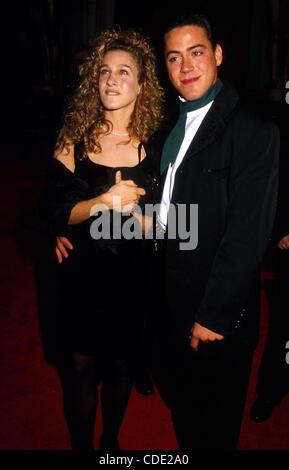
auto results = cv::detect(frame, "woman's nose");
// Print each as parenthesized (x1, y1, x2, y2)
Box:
(107, 72, 117, 85)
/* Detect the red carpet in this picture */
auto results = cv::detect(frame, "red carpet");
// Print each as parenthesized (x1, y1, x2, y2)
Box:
(0, 159, 289, 451)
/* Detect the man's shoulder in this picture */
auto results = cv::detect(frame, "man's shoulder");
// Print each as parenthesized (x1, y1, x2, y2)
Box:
(228, 100, 279, 141)
(215, 82, 278, 131)
(225, 99, 280, 163)
(230, 94, 278, 130)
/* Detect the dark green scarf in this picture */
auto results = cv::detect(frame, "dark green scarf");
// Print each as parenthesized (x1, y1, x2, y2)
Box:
(160, 79, 223, 174)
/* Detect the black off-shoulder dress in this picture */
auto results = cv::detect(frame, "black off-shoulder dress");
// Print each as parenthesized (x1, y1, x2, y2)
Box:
(42, 142, 159, 358)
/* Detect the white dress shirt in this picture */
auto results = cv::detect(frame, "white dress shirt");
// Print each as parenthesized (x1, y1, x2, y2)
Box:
(158, 100, 214, 230)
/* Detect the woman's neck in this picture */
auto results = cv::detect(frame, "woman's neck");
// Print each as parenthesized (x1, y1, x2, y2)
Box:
(105, 108, 132, 135)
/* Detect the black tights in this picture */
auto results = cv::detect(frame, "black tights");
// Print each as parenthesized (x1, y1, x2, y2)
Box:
(57, 354, 133, 450)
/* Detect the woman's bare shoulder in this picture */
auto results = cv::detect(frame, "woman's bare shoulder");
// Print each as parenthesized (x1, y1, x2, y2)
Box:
(54, 143, 75, 173)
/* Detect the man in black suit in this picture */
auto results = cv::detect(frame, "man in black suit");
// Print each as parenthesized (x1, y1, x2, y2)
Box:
(154, 14, 279, 450)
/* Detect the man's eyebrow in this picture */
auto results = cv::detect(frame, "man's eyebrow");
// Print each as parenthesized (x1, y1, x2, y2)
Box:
(166, 44, 206, 58)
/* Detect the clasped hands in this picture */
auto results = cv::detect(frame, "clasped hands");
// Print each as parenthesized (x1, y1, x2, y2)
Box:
(99, 170, 145, 213)
(56, 170, 145, 263)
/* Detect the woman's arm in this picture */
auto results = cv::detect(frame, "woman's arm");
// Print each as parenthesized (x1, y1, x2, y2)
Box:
(55, 147, 146, 225)
(68, 170, 146, 224)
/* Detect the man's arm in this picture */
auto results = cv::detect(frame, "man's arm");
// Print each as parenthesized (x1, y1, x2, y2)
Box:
(195, 118, 279, 336)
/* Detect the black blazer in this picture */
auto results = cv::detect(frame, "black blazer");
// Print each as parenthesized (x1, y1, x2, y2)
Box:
(162, 82, 279, 342)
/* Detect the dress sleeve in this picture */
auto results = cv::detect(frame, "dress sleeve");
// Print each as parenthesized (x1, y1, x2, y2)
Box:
(40, 158, 90, 236)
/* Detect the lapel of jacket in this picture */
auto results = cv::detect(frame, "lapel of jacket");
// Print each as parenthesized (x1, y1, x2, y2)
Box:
(181, 83, 240, 164)
(159, 108, 179, 191)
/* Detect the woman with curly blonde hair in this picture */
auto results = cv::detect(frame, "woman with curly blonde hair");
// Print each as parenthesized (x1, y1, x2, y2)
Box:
(42, 29, 164, 450)
(55, 28, 164, 159)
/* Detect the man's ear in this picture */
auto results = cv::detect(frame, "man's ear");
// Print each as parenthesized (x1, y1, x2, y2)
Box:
(215, 44, 223, 67)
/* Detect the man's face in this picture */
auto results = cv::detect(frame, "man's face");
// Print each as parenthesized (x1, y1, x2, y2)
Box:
(164, 25, 222, 101)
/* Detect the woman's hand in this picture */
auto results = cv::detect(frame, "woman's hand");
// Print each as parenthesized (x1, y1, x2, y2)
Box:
(70, 171, 146, 223)
(55, 236, 73, 263)
(101, 170, 146, 212)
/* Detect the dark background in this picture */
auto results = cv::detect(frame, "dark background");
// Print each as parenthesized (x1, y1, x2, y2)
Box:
(0, 3, 287, 454)
(2, 0, 289, 158)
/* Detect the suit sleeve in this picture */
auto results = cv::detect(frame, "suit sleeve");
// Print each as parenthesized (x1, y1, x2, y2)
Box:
(195, 119, 280, 335)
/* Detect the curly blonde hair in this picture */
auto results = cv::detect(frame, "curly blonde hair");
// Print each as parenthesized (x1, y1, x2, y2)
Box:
(56, 29, 165, 157)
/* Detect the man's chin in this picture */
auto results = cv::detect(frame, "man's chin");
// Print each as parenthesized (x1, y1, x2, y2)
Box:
(181, 92, 203, 101)
(179, 86, 204, 101)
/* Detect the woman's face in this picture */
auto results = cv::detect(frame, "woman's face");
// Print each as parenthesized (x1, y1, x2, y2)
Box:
(99, 49, 141, 112)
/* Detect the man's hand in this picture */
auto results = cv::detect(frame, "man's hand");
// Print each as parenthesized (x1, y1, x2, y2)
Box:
(56, 236, 73, 263)
(190, 322, 224, 351)
(277, 234, 289, 250)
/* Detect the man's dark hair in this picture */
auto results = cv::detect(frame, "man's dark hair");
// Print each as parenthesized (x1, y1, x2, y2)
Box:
(164, 14, 217, 49)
